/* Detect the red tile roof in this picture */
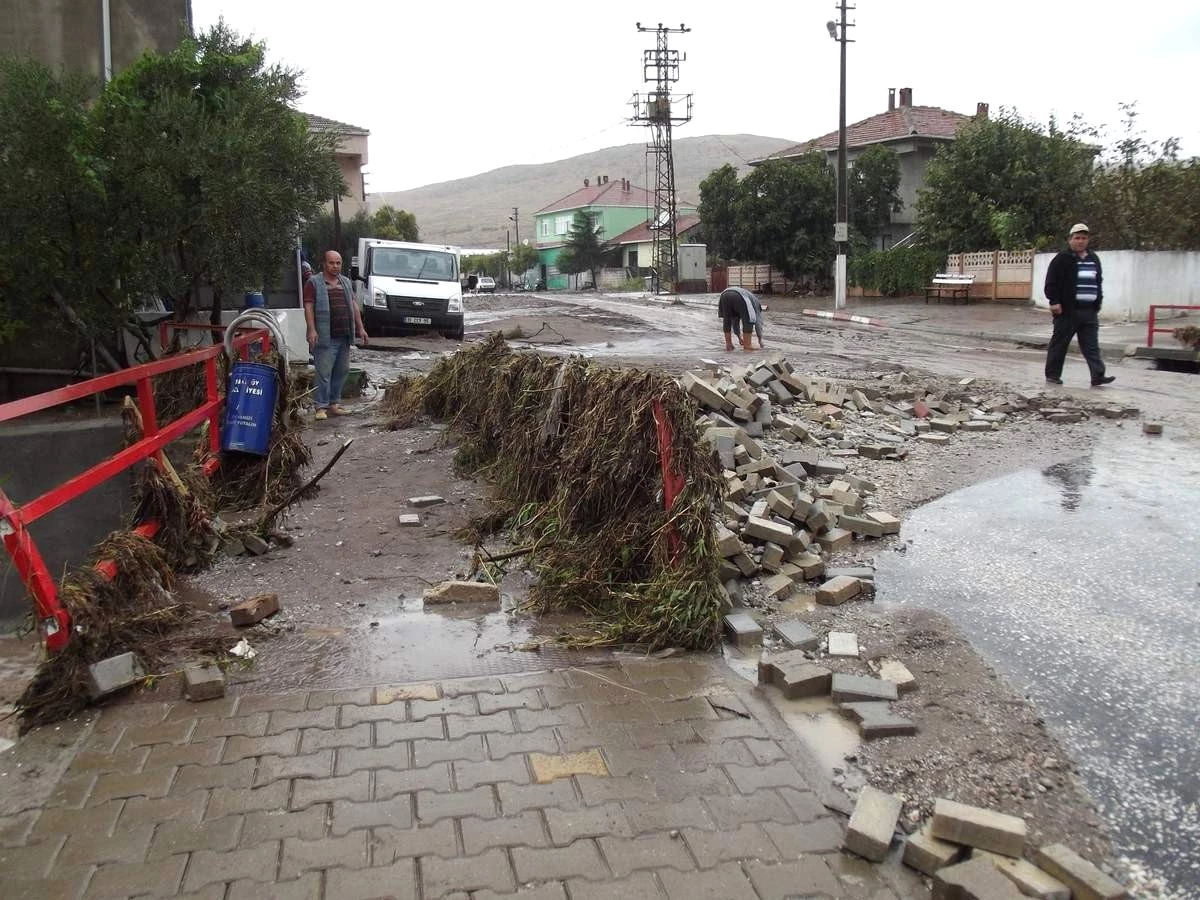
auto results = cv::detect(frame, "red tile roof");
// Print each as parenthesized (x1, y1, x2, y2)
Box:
(758, 104, 972, 162)
(303, 112, 370, 135)
(607, 214, 702, 245)
(537, 180, 656, 214)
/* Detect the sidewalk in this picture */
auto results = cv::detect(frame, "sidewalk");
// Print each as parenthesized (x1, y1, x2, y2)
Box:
(0, 657, 927, 899)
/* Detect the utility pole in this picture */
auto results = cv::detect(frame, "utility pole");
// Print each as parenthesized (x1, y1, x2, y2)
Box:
(630, 23, 692, 294)
(827, 1, 854, 310)
(509, 208, 520, 248)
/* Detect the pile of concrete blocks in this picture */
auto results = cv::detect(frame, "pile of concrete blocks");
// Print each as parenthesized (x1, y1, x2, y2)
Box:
(755, 634, 918, 739)
(893, 797, 1129, 899)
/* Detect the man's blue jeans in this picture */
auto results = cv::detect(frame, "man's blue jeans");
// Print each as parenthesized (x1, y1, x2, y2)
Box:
(313, 336, 351, 409)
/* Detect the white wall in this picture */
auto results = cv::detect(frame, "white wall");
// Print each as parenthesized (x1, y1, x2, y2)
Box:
(1031, 251, 1200, 322)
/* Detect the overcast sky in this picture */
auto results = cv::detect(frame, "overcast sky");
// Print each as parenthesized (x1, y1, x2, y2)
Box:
(191, 0, 1200, 194)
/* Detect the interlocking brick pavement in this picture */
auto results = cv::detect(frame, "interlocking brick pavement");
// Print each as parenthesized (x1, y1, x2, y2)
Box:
(0, 656, 929, 898)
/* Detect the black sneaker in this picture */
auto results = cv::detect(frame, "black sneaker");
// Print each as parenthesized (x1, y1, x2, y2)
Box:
(1092, 375, 1116, 386)
(1045, 376, 1063, 385)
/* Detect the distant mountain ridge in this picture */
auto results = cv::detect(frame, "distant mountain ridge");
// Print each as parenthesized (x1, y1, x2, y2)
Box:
(370, 134, 797, 250)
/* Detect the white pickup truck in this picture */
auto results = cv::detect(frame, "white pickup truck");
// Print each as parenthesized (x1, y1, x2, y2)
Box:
(350, 238, 464, 340)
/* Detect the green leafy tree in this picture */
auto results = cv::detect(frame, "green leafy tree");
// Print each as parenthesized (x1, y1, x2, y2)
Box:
(302, 209, 373, 270)
(735, 155, 836, 280)
(509, 243, 540, 281)
(93, 23, 344, 324)
(915, 108, 1096, 251)
(555, 212, 610, 288)
(698, 163, 741, 259)
(849, 145, 903, 247)
(372, 205, 420, 242)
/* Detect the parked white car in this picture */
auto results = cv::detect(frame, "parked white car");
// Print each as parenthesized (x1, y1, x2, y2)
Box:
(477, 276, 496, 294)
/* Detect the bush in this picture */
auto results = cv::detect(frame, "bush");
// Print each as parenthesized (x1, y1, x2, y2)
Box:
(849, 247, 945, 296)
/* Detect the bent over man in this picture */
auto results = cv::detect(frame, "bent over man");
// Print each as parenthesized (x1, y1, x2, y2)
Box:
(718, 286, 762, 352)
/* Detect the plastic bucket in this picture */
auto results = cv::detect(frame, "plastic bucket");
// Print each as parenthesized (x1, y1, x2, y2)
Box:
(222, 361, 278, 455)
(243, 291, 265, 308)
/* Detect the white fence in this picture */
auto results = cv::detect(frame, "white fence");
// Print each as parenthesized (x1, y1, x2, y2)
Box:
(1031, 250, 1200, 322)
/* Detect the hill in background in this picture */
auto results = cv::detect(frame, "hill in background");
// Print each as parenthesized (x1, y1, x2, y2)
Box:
(369, 134, 797, 250)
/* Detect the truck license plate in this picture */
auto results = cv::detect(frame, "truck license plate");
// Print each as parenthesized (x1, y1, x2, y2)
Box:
(404, 316, 432, 325)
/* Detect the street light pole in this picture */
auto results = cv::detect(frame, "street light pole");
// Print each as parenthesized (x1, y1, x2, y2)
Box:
(829, 1, 854, 311)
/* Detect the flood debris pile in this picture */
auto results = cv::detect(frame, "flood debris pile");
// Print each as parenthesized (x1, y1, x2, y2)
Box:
(844, 789, 1130, 899)
(410, 333, 727, 650)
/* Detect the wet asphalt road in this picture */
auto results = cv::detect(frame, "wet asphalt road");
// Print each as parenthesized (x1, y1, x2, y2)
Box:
(875, 430, 1200, 897)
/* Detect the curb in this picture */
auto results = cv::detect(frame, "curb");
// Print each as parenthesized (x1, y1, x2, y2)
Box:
(800, 308, 886, 328)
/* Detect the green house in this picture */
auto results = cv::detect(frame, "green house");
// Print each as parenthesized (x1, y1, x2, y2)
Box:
(533, 176, 696, 289)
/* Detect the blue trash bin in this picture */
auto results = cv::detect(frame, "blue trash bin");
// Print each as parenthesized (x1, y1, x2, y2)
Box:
(222, 361, 278, 455)
(243, 291, 265, 308)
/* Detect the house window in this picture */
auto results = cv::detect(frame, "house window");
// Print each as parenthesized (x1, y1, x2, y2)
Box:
(627, 249, 638, 268)
(539, 220, 551, 238)
(555, 215, 572, 235)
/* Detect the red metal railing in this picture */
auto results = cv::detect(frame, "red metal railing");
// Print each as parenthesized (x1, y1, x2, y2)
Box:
(0, 327, 269, 652)
(1146, 305, 1200, 348)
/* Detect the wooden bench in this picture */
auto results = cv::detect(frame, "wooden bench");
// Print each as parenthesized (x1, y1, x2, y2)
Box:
(924, 273, 974, 305)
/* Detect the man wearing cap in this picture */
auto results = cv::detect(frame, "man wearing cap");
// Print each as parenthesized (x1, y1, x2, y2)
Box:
(1043, 223, 1115, 387)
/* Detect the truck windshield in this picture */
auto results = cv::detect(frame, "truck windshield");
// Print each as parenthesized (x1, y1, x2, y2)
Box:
(370, 248, 458, 281)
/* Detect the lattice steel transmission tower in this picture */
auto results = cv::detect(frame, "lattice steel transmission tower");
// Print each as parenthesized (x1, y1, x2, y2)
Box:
(630, 22, 692, 293)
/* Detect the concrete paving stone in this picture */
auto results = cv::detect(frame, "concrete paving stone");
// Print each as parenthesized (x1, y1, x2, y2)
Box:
(744, 857, 843, 899)
(324, 859, 418, 900)
(446, 711, 516, 739)
(673, 738, 756, 770)
(226, 872, 321, 900)
(339, 701, 412, 727)
(86, 652, 146, 700)
(91, 700, 171, 734)
(145, 816, 240, 862)
(83, 854, 186, 899)
(89, 766, 176, 805)
(280, 830, 369, 879)
(703, 789, 799, 828)
(267, 706, 338, 735)
(376, 716, 447, 746)
(0, 835, 66, 879)
(289, 771, 370, 809)
(486, 727, 560, 759)
(742, 738, 789, 765)
(365, 763, 450, 804)
(206, 780, 289, 819)
(816, 575, 862, 606)
(141, 738, 222, 770)
(621, 796, 714, 833)
(183, 664, 226, 702)
(683, 821, 780, 868)
(934, 857, 1025, 899)
(68, 746, 151, 776)
(439, 676, 506, 698)
(375, 683, 440, 704)
(413, 734, 488, 767)
(826, 632, 860, 658)
(844, 785, 902, 862)
(575, 701, 658, 726)
(778, 787, 828, 823)
(478, 689, 545, 715)
(627, 721, 700, 749)
(461, 810, 548, 855)
(659, 861, 757, 899)
(636, 677, 714, 701)
(878, 658, 917, 693)
(512, 840, 609, 883)
(1034, 842, 1129, 900)
(171, 759, 257, 796)
(43, 773, 95, 809)
(372, 819, 457, 863)
(253, 749, 336, 785)
(773, 618, 820, 650)
(725, 760, 805, 794)
(724, 611, 764, 648)
(181, 841, 281, 892)
(514, 704, 586, 732)
(417, 785, 498, 823)
(563, 666, 632, 687)
(117, 792, 206, 830)
(542, 684, 642, 707)
(972, 849, 1070, 899)
(475, 884, 568, 900)
(299, 722, 372, 753)
(334, 743, 411, 776)
(331, 796, 414, 836)
(32, 801, 121, 839)
(564, 871, 667, 900)
(840, 703, 918, 739)
(831, 674, 899, 704)
(222, 730, 300, 763)
(454, 754, 531, 789)
(645, 697, 719, 723)
(599, 832, 693, 877)
(905, 824, 964, 875)
(767, 816, 845, 856)
(233, 693, 308, 715)
(193, 712, 269, 741)
(410, 695, 480, 721)
(691, 717, 772, 742)
(3, 868, 92, 900)
(500, 670, 571, 692)
(498, 779, 580, 815)
(304, 687, 374, 709)
(600, 746, 680, 776)
(240, 805, 327, 844)
(575, 773, 650, 806)
(931, 798, 1028, 857)
(650, 767, 736, 804)
(423, 847, 517, 895)
(544, 803, 635, 844)
(532, 749, 610, 784)
(776, 662, 833, 700)
(118, 718, 195, 749)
